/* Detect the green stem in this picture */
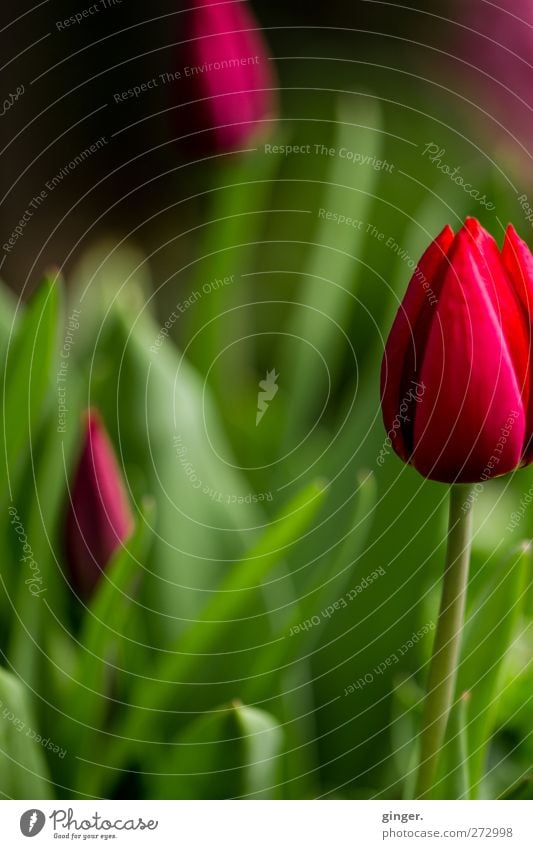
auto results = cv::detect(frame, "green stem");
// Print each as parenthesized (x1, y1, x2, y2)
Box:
(414, 484, 474, 799)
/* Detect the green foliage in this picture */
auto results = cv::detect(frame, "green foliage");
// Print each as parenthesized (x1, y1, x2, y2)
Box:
(0, 667, 52, 798)
(148, 701, 283, 799)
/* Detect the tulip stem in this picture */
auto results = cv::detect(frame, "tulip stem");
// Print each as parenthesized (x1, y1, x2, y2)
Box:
(414, 484, 474, 799)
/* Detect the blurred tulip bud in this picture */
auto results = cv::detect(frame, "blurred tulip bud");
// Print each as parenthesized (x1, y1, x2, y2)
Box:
(381, 217, 533, 483)
(65, 409, 134, 596)
(172, 0, 277, 154)
(457, 1, 533, 155)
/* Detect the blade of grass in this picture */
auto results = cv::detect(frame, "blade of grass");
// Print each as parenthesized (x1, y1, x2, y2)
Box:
(8, 377, 83, 696)
(0, 278, 19, 361)
(282, 98, 381, 444)
(456, 541, 531, 798)
(435, 692, 471, 799)
(89, 479, 327, 796)
(244, 471, 377, 700)
(92, 304, 264, 639)
(71, 499, 155, 777)
(190, 145, 283, 385)
(0, 666, 53, 798)
(147, 700, 282, 800)
(1, 272, 60, 502)
(234, 701, 283, 799)
(0, 274, 61, 631)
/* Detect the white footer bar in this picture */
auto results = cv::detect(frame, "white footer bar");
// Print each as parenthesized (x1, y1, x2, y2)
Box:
(1, 800, 530, 848)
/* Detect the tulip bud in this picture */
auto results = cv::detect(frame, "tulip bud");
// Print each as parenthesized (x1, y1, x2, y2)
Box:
(65, 410, 134, 596)
(381, 217, 533, 483)
(172, 0, 277, 154)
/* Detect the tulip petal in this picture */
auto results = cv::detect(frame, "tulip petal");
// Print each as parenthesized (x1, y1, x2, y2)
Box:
(412, 221, 526, 483)
(380, 224, 454, 461)
(502, 224, 533, 460)
(462, 220, 530, 418)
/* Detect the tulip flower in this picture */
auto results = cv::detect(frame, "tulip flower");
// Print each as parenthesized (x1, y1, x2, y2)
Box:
(380, 217, 533, 799)
(173, 0, 277, 154)
(65, 410, 134, 597)
(381, 217, 533, 484)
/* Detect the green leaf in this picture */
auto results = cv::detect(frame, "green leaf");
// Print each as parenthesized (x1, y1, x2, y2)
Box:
(493, 630, 532, 740)
(0, 278, 19, 361)
(148, 701, 282, 800)
(234, 702, 283, 799)
(1, 272, 60, 500)
(0, 666, 53, 798)
(93, 479, 327, 795)
(456, 542, 531, 797)
(0, 273, 61, 628)
(8, 381, 83, 695)
(133, 478, 327, 713)
(70, 500, 154, 780)
(436, 692, 471, 800)
(390, 674, 423, 798)
(190, 146, 283, 384)
(91, 303, 264, 641)
(244, 471, 377, 700)
(499, 775, 533, 800)
(243, 471, 376, 797)
(282, 97, 382, 442)
(68, 240, 152, 359)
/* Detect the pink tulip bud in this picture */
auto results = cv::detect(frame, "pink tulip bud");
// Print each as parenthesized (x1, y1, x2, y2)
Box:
(65, 410, 134, 596)
(172, 0, 277, 154)
(457, 1, 533, 153)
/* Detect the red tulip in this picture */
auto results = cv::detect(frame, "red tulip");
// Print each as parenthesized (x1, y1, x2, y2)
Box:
(172, 0, 276, 154)
(65, 410, 134, 596)
(381, 217, 533, 483)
